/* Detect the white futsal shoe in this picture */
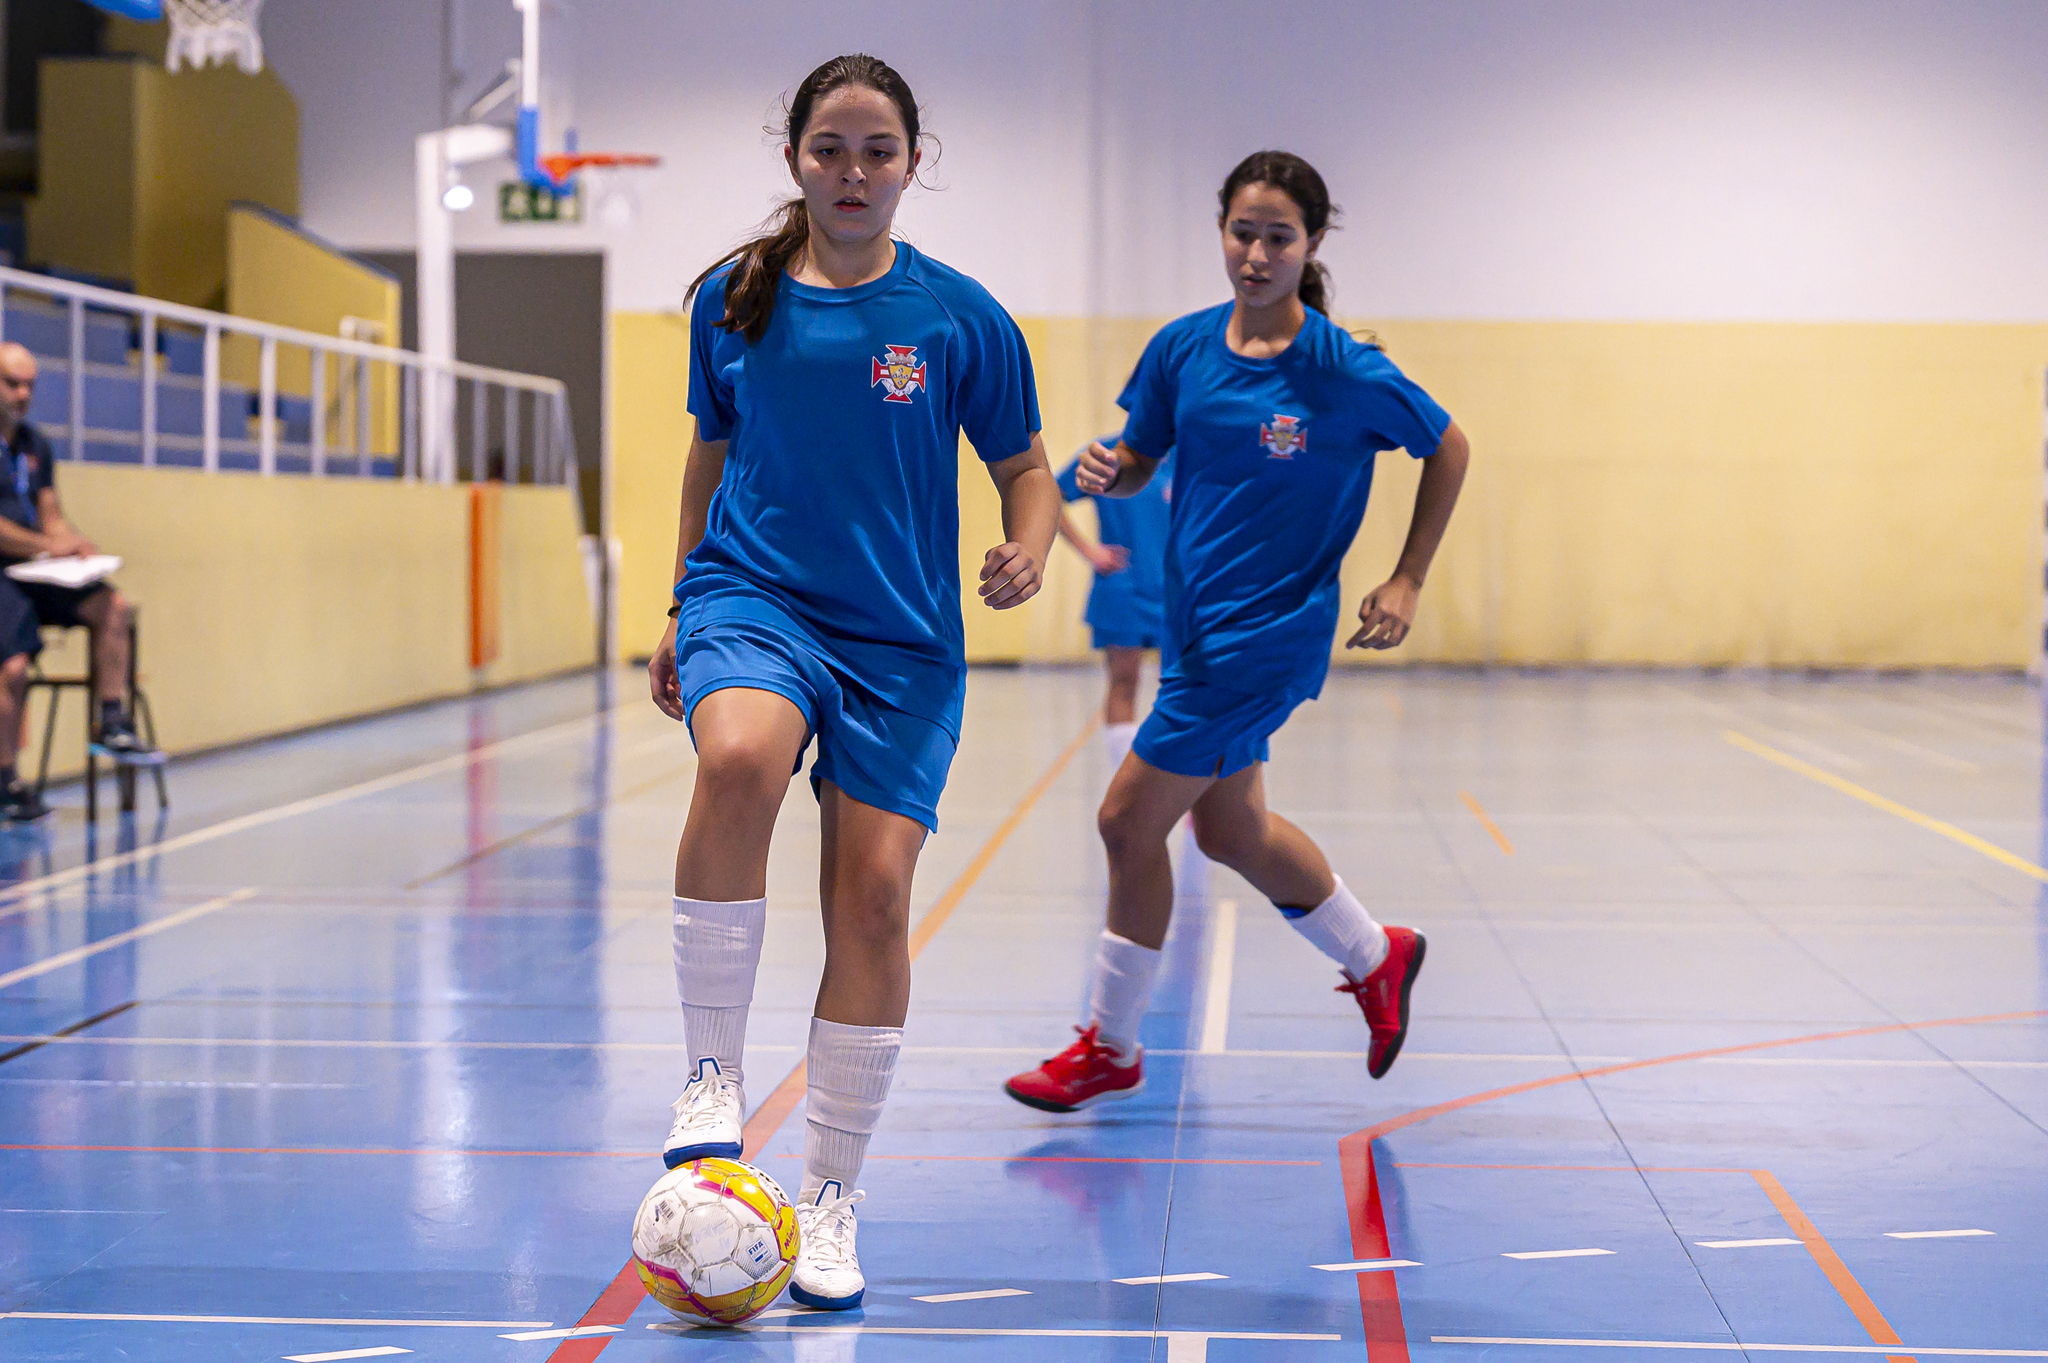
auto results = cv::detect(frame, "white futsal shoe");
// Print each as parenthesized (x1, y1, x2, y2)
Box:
(789, 1181, 867, 1310)
(662, 1057, 744, 1167)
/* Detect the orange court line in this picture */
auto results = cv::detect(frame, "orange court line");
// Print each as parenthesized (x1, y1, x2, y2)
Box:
(1751, 1169, 1915, 1363)
(1341, 1005, 2048, 1362)
(553, 713, 1101, 1363)
(1457, 790, 1515, 855)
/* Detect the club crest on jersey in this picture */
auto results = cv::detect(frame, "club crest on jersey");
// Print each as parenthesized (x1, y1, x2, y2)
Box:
(871, 344, 927, 404)
(1260, 413, 1307, 459)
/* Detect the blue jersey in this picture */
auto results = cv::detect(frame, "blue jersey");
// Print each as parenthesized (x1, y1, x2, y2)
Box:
(1054, 437, 1171, 637)
(1120, 303, 1450, 698)
(683, 242, 1040, 735)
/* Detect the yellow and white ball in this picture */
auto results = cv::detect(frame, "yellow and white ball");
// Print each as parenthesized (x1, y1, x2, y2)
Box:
(631, 1158, 801, 1325)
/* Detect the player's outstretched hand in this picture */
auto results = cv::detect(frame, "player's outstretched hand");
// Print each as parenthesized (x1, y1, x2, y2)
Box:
(649, 620, 688, 721)
(979, 542, 1043, 609)
(1086, 542, 1131, 576)
(1074, 441, 1121, 495)
(1348, 574, 1419, 650)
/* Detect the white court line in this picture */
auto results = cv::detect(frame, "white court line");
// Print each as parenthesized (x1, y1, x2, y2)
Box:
(1433, 1338, 2048, 1357)
(499, 1325, 622, 1341)
(2, 1312, 547, 1327)
(1198, 899, 1238, 1055)
(1503, 1248, 1614, 1260)
(1886, 1228, 1993, 1239)
(650, 1323, 1340, 1363)
(285, 1350, 413, 1363)
(912, 1289, 1032, 1303)
(0, 888, 255, 991)
(1313, 1258, 1422, 1271)
(1696, 1238, 1800, 1249)
(7, 1034, 2042, 1071)
(1113, 1271, 1228, 1285)
(0, 703, 638, 919)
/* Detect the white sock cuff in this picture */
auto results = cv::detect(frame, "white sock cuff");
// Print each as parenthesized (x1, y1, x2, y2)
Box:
(805, 1018, 901, 1134)
(1295, 876, 1388, 977)
(1087, 929, 1162, 1053)
(673, 895, 767, 1008)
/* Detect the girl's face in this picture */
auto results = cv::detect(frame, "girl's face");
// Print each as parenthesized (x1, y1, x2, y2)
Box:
(785, 85, 919, 246)
(1221, 183, 1320, 310)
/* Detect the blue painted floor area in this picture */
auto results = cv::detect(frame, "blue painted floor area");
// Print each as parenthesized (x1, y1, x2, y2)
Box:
(0, 667, 2043, 1362)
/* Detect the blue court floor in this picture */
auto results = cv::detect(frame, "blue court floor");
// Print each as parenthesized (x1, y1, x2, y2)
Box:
(1, 666, 2042, 1363)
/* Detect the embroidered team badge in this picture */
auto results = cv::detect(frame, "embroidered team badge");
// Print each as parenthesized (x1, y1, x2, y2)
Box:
(1259, 413, 1307, 459)
(871, 344, 927, 404)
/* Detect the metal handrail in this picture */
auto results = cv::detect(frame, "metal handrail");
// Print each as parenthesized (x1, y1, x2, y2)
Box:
(0, 265, 576, 490)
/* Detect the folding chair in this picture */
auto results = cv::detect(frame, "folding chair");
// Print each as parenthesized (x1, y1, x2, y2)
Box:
(28, 612, 168, 820)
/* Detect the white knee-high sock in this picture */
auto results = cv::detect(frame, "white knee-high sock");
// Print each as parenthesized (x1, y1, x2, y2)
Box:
(1085, 929, 1161, 1058)
(1102, 721, 1138, 768)
(802, 1018, 900, 1199)
(673, 895, 767, 1087)
(1280, 877, 1388, 979)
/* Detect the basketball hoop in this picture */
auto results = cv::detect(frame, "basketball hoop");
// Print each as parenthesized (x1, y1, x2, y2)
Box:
(537, 151, 661, 186)
(164, 0, 266, 75)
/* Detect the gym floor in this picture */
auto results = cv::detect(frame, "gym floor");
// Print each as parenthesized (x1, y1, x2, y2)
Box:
(1, 666, 2042, 1362)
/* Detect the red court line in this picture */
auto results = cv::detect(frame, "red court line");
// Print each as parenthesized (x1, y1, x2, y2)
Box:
(768, 1153, 1321, 1167)
(545, 715, 1101, 1363)
(1341, 1007, 2048, 1362)
(1391, 1162, 1750, 1173)
(0, 1144, 657, 1157)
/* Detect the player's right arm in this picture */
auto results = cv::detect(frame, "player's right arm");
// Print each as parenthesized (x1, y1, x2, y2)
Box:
(649, 431, 728, 721)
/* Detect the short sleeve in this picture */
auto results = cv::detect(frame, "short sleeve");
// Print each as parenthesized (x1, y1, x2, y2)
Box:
(687, 270, 739, 442)
(1357, 353, 1451, 460)
(1116, 327, 1180, 460)
(31, 431, 54, 493)
(951, 297, 1041, 463)
(1053, 456, 1084, 503)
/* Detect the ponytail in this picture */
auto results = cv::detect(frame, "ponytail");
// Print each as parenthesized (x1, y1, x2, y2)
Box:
(686, 200, 812, 345)
(1298, 259, 1332, 315)
(684, 53, 923, 346)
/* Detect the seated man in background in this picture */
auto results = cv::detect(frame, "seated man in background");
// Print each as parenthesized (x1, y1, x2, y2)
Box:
(0, 342, 154, 820)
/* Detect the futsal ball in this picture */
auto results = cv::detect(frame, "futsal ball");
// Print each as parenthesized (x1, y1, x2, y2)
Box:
(631, 1158, 801, 1325)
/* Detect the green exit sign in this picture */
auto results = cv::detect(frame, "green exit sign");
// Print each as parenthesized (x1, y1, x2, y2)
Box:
(499, 182, 582, 223)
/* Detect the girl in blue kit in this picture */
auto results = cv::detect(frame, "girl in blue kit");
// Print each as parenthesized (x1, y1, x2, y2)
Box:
(1053, 437, 1173, 764)
(649, 55, 1059, 1306)
(1006, 150, 1469, 1113)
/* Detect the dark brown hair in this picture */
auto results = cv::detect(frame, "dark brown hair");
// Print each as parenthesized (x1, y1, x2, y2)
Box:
(685, 54, 922, 344)
(1217, 150, 1336, 314)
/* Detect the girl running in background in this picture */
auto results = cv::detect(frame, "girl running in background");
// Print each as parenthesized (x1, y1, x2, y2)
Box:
(651, 54, 1058, 1306)
(1005, 150, 1469, 1112)
(1053, 436, 1173, 766)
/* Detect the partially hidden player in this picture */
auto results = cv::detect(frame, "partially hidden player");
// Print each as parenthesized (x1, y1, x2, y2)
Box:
(1005, 151, 1469, 1113)
(1052, 436, 1172, 767)
(648, 55, 1058, 1308)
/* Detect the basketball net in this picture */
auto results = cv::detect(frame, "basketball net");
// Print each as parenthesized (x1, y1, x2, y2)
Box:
(164, 0, 265, 75)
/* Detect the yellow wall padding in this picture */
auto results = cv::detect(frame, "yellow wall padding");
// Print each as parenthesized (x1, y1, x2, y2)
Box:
(28, 466, 592, 780)
(609, 310, 692, 661)
(29, 56, 298, 308)
(223, 204, 402, 454)
(611, 313, 2045, 671)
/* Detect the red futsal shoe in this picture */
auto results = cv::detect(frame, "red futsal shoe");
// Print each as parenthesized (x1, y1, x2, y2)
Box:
(1003, 1025, 1144, 1113)
(1338, 926, 1427, 1079)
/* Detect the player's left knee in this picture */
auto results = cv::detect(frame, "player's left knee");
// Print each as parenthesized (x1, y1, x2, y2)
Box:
(830, 856, 912, 948)
(1191, 811, 1259, 866)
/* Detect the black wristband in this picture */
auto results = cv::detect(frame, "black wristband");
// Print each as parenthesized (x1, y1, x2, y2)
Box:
(666, 603, 681, 619)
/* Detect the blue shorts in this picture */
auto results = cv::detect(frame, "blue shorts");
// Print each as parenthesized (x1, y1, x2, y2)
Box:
(1091, 624, 1160, 651)
(1131, 672, 1307, 780)
(676, 617, 957, 832)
